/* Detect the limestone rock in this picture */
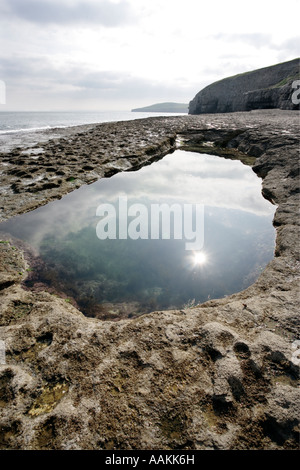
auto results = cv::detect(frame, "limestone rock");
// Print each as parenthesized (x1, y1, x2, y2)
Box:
(189, 59, 300, 114)
(0, 111, 299, 450)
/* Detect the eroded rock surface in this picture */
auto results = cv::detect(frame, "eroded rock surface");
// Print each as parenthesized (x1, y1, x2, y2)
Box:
(0, 110, 299, 450)
(0, 117, 182, 222)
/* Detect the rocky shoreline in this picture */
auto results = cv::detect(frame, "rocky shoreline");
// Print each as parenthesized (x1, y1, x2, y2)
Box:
(0, 110, 299, 450)
(0, 117, 181, 223)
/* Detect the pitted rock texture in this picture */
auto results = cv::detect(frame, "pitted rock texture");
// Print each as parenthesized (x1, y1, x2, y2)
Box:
(0, 110, 299, 450)
(189, 58, 300, 114)
(0, 117, 181, 222)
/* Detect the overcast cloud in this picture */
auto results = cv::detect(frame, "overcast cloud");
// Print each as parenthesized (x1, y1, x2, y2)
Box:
(0, 0, 299, 111)
(4, 0, 134, 26)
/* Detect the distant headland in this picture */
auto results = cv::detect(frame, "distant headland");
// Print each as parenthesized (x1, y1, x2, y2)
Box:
(132, 102, 188, 113)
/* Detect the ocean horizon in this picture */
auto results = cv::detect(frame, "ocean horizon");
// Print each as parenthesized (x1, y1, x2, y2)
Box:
(0, 110, 187, 135)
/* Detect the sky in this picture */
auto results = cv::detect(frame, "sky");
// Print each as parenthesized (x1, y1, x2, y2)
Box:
(0, 0, 299, 111)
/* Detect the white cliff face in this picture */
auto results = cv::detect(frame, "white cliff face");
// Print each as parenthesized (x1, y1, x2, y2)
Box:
(0, 110, 299, 450)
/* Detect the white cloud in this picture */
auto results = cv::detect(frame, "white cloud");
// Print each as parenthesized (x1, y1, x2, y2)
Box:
(0, 0, 299, 110)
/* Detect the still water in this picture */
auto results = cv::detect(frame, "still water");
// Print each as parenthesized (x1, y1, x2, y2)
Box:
(0, 150, 276, 319)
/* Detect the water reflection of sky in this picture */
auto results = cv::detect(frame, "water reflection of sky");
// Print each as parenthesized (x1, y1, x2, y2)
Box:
(0, 150, 277, 310)
(2, 151, 275, 245)
(90, 151, 275, 215)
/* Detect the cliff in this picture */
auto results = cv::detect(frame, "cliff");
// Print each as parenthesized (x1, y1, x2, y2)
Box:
(189, 59, 300, 114)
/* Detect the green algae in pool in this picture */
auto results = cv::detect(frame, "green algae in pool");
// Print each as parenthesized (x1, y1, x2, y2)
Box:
(0, 150, 276, 320)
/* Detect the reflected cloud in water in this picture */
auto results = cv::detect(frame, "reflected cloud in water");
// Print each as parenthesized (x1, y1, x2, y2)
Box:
(0, 150, 277, 316)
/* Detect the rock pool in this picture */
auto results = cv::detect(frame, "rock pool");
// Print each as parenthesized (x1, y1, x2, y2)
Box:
(0, 150, 276, 320)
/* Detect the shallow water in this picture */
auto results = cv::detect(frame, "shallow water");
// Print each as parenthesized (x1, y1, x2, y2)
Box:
(0, 110, 187, 153)
(0, 110, 185, 134)
(0, 150, 276, 319)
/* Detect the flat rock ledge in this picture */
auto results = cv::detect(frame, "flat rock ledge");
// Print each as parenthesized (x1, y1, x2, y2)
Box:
(0, 110, 299, 450)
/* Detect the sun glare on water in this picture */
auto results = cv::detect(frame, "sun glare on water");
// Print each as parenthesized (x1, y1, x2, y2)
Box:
(194, 252, 207, 266)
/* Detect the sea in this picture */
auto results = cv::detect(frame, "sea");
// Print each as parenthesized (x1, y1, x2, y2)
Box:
(0, 110, 186, 135)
